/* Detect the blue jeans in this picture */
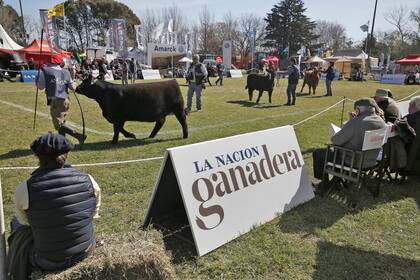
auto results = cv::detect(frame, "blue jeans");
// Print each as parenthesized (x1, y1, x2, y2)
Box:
(187, 82, 203, 111)
(326, 79, 333, 96)
(287, 83, 297, 105)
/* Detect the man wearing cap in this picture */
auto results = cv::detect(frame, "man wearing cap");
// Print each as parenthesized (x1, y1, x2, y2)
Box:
(405, 96, 420, 128)
(36, 54, 86, 145)
(322, 61, 336, 96)
(8, 133, 101, 277)
(186, 54, 208, 112)
(372, 89, 400, 123)
(312, 98, 386, 193)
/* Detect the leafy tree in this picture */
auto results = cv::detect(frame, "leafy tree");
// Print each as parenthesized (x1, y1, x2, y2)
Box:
(0, 1, 25, 44)
(62, 0, 140, 51)
(264, 0, 317, 56)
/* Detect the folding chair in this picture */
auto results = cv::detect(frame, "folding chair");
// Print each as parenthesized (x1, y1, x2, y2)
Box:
(322, 127, 388, 197)
(402, 121, 420, 177)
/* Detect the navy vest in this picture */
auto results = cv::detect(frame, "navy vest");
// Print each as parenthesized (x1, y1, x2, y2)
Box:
(42, 67, 71, 99)
(26, 165, 96, 262)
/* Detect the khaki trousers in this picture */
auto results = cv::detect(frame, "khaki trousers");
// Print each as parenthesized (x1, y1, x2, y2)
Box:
(50, 98, 69, 130)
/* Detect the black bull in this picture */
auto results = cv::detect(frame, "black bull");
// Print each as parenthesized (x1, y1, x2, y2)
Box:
(245, 74, 275, 103)
(75, 77, 188, 144)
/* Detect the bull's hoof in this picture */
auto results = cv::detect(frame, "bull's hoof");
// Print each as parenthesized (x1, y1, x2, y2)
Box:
(125, 133, 136, 139)
(183, 134, 188, 139)
(111, 140, 118, 145)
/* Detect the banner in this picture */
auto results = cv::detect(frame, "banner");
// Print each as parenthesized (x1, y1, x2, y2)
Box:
(144, 125, 314, 256)
(223, 40, 232, 70)
(111, 19, 127, 56)
(48, 3, 65, 17)
(40, 9, 61, 54)
(134, 25, 144, 49)
(185, 33, 192, 52)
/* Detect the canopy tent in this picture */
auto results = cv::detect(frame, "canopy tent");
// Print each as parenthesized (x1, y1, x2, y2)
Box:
(261, 56, 279, 70)
(178, 56, 192, 63)
(395, 54, 420, 65)
(17, 40, 71, 67)
(0, 24, 23, 50)
(307, 56, 326, 63)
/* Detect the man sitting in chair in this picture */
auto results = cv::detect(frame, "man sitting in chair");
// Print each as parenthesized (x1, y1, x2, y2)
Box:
(312, 98, 386, 193)
(404, 96, 420, 128)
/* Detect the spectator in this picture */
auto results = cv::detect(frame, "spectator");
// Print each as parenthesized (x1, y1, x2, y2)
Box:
(312, 98, 386, 193)
(129, 58, 137, 84)
(404, 96, 420, 128)
(286, 58, 299, 106)
(215, 62, 225, 86)
(206, 62, 213, 86)
(28, 58, 35, 70)
(322, 61, 336, 96)
(120, 59, 129, 85)
(7, 133, 101, 278)
(98, 59, 108, 81)
(372, 89, 400, 123)
(186, 54, 207, 113)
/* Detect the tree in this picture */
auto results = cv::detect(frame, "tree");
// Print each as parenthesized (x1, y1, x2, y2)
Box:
(384, 6, 409, 45)
(315, 20, 347, 50)
(62, 0, 140, 51)
(410, 6, 420, 42)
(237, 14, 266, 57)
(264, 0, 317, 55)
(198, 6, 214, 54)
(0, 1, 25, 44)
(24, 15, 41, 43)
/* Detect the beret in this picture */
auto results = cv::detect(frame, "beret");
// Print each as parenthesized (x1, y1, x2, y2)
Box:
(374, 89, 391, 98)
(30, 133, 74, 156)
(354, 97, 377, 108)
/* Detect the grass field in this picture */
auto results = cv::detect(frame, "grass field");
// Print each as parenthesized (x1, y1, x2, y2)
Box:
(0, 77, 419, 279)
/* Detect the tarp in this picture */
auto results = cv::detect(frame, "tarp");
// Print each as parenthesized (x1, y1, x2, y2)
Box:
(0, 24, 23, 50)
(396, 54, 420, 65)
(17, 40, 71, 67)
(261, 56, 279, 70)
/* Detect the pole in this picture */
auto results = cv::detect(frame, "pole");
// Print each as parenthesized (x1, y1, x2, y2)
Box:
(18, 0, 26, 45)
(33, 28, 44, 130)
(0, 176, 7, 280)
(64, 15, 68, 51)
(340, 96, 346, 127)
(364, 21, 370, 54)
(367, 0, 379, 73)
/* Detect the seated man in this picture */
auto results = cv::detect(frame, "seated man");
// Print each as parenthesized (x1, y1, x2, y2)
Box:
(8, 133, 101, 278)
(372, 89, 400, 123)
(312, 98, 386, 193)
(404, 96, 420, 128)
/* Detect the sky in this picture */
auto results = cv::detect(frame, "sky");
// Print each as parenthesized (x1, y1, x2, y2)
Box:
(4, 0, 419, 42)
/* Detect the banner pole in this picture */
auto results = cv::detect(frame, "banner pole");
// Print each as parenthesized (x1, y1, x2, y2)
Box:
(33, 28, 44, 130)
(0, 176, 7, 280)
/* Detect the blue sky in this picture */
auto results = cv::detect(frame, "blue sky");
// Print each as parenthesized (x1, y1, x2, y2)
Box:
(4, 0, 419, 42)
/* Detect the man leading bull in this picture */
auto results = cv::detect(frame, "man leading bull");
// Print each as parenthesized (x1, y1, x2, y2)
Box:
(36, 54, 86, 145)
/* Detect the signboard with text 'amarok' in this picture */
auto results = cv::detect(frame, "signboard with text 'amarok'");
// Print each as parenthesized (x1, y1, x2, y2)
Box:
(143, 125, 314, 256)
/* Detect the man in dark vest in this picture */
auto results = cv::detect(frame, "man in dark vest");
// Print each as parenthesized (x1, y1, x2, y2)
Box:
(186, 54, 208, 112)
(36, 54, 86, 145)
(8, 133, 101, 277)
(286, 58, 299, 106)
(322, 61, 336, 96)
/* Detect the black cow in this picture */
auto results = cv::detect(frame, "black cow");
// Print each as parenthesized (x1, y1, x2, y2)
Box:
(75, 76, 188, 144)
(245, 74, 275, 103)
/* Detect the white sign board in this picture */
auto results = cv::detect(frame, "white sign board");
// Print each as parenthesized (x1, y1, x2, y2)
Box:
(229, 70, 243, 78)
(398, 100, 410, 117)
(142, 70, 161, 80)
(320, 72, 339, 80)
(381, 74, 406, 84)
(91, 70, 114, 81)
(222, 40, 232, 70)
(144, 125, 314, 256)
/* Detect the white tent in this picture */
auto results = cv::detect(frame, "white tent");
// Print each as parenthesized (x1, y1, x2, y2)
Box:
(0, 24, 23, 50)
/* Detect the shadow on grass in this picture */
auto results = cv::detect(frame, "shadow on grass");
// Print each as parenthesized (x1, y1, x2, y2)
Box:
(227, 100, 257, 107)
(296, 92, 310, 97)
(304, 95, 324, 99)
(79, 137, 182, 151)
(313, 241, 420, 280)
(0, 149, 33, 160)
(278, 178, 420, 235)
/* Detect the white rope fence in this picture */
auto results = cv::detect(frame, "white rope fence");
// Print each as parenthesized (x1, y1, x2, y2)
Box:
(1, 87, 419, 171)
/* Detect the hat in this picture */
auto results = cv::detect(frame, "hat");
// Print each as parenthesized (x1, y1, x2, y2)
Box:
(374, 89, 391, 98)
(50, 54, 64, 65)
(354, 97, 377, 108)
(31, 133, 74, 156)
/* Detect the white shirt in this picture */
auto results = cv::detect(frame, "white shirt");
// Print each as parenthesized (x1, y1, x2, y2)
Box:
(14, 174, 102, 225)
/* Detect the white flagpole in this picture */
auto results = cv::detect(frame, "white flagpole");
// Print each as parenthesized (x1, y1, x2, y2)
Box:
(0, 176, 7, 280)
(64, 15, 68, 50)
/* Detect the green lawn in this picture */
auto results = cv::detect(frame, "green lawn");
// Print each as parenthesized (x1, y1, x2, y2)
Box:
(0, 77, 419, 279)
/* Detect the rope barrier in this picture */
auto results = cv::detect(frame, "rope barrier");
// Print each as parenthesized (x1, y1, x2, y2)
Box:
(292, 99, 345, 127)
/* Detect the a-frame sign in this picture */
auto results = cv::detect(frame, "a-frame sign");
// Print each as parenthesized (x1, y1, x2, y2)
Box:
(143, 125, 314, 256)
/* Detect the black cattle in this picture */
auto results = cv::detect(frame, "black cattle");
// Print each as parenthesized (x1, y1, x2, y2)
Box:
(245, 74, 275, 103)
(76, 76, 188, 144)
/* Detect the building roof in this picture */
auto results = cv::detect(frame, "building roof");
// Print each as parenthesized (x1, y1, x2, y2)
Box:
(334, 48, 365, 58)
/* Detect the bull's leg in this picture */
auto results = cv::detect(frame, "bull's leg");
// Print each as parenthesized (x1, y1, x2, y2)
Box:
(175, 110, 189, 139)
(313, 86, 317, 95)
(248, 88, 253, 101)
(149, 117, 166, 138)
(112, 122, 122, 144)
(256, 90, 263, 103)
(309, 86, 312, 95)
(268, 90, 273, 103)
(300, 81, 306, 93)
(120, 122, 136, 139)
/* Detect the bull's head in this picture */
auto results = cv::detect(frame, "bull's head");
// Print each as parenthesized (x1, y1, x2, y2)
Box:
(75, 74, 101, 100)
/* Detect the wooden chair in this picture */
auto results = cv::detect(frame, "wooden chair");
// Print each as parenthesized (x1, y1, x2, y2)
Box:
(322, 127, 388, 197)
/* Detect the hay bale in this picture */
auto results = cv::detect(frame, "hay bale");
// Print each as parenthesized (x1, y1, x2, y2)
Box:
(32, 230, 176, 280)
